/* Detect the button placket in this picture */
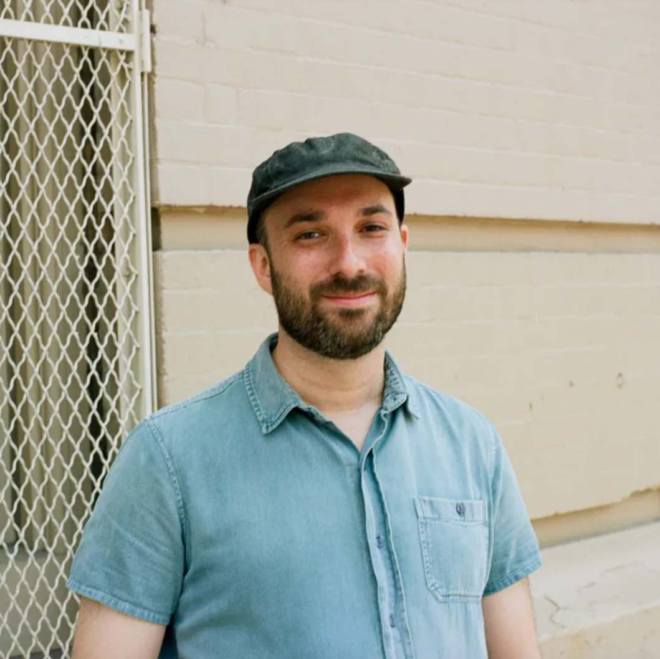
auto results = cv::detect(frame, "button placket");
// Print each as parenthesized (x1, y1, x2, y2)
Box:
(360, 410, 411, 658)
(371, 449, 416, 659)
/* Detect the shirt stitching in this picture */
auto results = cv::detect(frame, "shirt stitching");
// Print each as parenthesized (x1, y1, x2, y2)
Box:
(244, 363, 298, 432)
(265, 401, 300, 432)
(144, 417, 192, 571)
(244, 355, 307, 434)
(67, 579, 171, 625)
(483, 553, 543, 596)
(372, 454, 417, 659)
(243, 363, 266, 425)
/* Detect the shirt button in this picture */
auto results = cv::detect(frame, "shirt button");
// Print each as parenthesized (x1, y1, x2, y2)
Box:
(456, 502, 465, 517)
(376, 535, 384, 549)
(389, 614, 396, 628)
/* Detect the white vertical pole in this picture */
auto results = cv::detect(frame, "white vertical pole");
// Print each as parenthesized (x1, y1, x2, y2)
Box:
(133, 1, 158, 417)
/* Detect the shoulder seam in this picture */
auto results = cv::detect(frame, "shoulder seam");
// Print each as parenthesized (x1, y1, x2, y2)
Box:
(408, 377, 484, 418)
(151, 372, 242, 420)
(410, 379, 498, 481)
(404, 376, 461, 406)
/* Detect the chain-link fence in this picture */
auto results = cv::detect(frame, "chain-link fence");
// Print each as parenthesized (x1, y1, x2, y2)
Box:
(0, 1, 154, 656)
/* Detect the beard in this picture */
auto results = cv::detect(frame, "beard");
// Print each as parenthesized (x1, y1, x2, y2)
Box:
(269, 257, 407, 360)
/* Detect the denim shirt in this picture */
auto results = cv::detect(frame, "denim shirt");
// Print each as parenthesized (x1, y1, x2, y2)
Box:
(68, 332, 542, 659)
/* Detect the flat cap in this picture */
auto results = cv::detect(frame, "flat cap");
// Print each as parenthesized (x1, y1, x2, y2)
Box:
(247, 132, 412, 243)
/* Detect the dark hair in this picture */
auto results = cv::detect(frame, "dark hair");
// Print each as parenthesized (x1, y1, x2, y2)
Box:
(253, 211, 270, 253)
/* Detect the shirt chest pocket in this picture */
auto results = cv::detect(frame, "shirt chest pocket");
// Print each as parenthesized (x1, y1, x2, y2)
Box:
(413, 495, 488, 602)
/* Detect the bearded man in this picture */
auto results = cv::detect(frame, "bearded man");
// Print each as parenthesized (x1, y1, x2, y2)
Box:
(68, 133, 543, 659)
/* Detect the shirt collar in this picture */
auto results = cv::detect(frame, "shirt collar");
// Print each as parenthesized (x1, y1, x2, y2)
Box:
(244, 332, 421, 435)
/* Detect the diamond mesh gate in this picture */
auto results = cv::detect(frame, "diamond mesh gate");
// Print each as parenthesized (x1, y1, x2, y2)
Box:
(0, 1, 155, 656)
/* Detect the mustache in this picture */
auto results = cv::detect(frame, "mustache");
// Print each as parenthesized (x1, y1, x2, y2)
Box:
(311, 274, 386, 299)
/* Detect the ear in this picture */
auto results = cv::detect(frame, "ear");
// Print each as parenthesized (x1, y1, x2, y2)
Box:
(400, 222, 409, 252)
(248, 243, 273, 296)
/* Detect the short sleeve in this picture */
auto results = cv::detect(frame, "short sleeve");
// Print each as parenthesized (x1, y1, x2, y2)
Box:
(67, 418, 185, 624)
(483, 421, 543, 597)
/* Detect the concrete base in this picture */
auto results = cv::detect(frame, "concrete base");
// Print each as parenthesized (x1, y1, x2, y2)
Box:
(532, 521, 660, 658)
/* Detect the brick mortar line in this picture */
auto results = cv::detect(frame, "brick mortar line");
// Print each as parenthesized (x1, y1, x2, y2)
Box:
(403, 180, 660, 198)
(154, 30, 660, 85)
(154, 38, 660, 111)
(154, 118, 660, 169)
(153, 79, 660, 140)
(435, 0, 660, 45)
(200, 4, 515, 53)
(155, 152, 660, 194)
(197, 1, 660, 55)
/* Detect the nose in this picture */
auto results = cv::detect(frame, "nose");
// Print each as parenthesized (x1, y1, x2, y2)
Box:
(329, 233, 366, 279)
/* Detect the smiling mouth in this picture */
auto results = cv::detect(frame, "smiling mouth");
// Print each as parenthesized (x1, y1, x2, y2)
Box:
(322, 292, 377, 306)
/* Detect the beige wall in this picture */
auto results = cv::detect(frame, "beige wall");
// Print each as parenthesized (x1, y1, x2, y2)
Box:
(150, 0, 660, 224)
(148, 0, 660, 546)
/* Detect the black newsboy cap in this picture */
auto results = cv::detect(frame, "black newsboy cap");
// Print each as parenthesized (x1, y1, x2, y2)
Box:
(246, 132, 412, 244)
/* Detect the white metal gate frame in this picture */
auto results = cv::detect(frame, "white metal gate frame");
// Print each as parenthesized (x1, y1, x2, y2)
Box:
(0, 2, 156, 656)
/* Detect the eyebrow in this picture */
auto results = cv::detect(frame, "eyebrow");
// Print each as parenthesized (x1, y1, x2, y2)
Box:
(283, 203, 393, 230)
(359, 203, 393, 218)
(284, 210, 326, 229)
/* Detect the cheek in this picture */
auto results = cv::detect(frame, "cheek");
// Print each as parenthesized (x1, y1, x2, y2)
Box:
(289, 254, 332, 285)
(274, 260, 319, 296)
(373, 248, 404, 277)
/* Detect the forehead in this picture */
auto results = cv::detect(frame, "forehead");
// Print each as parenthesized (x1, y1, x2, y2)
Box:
(265, 174, 395, 222)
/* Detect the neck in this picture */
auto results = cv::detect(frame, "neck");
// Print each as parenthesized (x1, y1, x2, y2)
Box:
(271, 329, 387, 414)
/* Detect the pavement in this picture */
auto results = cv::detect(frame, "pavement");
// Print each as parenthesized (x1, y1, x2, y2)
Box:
(531, 520, 660, 659)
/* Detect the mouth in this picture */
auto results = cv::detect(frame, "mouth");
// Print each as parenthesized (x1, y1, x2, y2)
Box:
(322, 291, 377, 307)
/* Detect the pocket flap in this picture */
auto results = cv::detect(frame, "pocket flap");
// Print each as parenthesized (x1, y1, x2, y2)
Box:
(414, 496, 486, 523)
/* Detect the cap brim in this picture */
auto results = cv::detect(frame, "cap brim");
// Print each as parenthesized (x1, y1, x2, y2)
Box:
(249, 163, 412, 221)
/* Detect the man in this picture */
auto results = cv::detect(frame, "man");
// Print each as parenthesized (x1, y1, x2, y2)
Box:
(68, 133, 543, 659)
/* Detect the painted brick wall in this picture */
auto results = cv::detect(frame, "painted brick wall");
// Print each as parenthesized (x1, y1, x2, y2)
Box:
(154, 246, 660, 520)
(150, 0, 660, 223)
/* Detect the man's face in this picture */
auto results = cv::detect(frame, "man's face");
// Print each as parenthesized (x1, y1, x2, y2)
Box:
(249, 174, 409, 360)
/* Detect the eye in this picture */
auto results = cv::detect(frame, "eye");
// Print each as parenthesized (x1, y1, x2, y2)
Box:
(362, 224, 387, 233)
(295, 230, 322, 241)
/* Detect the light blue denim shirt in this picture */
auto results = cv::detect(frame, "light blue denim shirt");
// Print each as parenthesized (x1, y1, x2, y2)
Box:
(68, 332, 542, 658)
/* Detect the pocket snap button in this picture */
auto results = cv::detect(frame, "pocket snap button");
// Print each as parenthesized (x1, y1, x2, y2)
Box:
(456, 502, 465, 517)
